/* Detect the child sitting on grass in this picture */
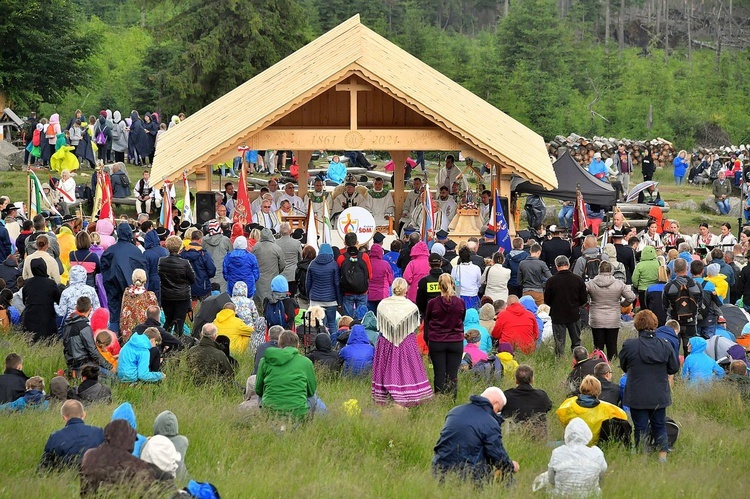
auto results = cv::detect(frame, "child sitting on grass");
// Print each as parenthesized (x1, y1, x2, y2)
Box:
(0, 376, 49, 412)
(682, 336, 725, 385)
(462, 329, 489, 369)
(331, 315, 353, 348)
(95, 331, 118, 373)
(536, 304, 553, 344)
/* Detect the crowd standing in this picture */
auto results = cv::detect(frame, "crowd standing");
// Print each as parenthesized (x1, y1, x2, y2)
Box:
(1, 121, 750, 494)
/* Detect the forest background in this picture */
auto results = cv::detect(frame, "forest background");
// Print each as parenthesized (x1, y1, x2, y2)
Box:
(3, 0, 750, 147)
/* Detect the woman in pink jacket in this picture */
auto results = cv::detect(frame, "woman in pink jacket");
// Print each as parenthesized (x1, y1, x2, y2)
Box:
(368, 243, 394, 312)
(403, 241, 430, 303)
(96, 219, 116, 250)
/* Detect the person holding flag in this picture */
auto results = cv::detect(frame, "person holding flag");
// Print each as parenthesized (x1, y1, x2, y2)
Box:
(233, 161, 251, 226)
(160, 180, 174, 235)
(181, 171, 193, 225)
(480, 189, 512, 259)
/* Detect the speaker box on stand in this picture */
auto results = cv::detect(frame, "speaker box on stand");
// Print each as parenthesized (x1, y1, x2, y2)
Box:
(195, 191, 216, 228)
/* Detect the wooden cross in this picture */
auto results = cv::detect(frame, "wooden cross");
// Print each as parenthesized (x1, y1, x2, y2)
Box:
(335, 78, 372, 131)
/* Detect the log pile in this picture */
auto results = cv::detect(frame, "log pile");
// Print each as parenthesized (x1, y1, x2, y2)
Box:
(547, 134, 676, 168)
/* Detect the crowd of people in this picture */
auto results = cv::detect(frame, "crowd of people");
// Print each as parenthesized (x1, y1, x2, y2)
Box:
(1, 128, 750, 493)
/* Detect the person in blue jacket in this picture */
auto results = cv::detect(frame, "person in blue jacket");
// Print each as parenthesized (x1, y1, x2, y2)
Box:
(142, 227, 168, 303)
(682, 336, 725, 385)
(433, 387, 518, 483)
(0, 376, 48, 412)
(223, 235, 260, 296)
(655, 321, 681, 360)
(463, 308, 492, 355)
(39, 399, 104, 470)
(587, 152, 607, 180)
(326, 155, 347, 185)
(673, 150, 689, 185)
(339, 324, 374, 376)
(117, 329, 165, 383)
(181, 230, 216, 300)
(305, 243, 342, 334)
(111, 402, 147, 457)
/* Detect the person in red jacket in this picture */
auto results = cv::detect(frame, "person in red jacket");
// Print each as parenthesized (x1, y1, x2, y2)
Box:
(491, 295, 538, 354)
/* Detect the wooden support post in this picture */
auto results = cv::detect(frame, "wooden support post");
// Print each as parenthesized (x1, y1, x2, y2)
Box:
(390, 151, 409, 226)
(195, 164, 212, 192)
(297, 150, 313, 198)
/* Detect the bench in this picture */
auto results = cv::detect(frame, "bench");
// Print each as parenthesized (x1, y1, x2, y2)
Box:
(112, 197, 137, 207)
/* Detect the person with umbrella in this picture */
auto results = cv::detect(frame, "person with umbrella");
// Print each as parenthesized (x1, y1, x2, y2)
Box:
(637, 183, 663, 206)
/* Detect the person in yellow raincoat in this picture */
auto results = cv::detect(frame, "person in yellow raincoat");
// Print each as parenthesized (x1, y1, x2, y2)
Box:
(704, 263, 729, 303)
(50, 134, 80, 174)
(556, 375, 628, 446)
(57, 223, 77, 285)
(214, 302, 254, 355)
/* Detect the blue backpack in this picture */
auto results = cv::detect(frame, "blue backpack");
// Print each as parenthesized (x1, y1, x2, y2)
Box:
(264, 299, 289, 329)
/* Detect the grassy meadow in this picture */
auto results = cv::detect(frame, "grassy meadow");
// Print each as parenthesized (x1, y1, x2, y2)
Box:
(1, 326, 749, 498)
(0, 157, 748, 497)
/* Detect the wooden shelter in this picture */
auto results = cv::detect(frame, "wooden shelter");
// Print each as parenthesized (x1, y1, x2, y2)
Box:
(150, 14, 556, 226)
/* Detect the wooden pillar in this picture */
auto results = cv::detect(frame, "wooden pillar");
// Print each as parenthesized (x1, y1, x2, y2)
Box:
(390, 151, 409, 224)
(195, 164, 212, 192)
(296, 150, 313, 198)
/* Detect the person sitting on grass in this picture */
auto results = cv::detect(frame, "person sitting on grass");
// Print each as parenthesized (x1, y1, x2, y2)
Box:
(306, 333, 342, 372)
(565, 346, 599, 396)
(69, 365, 112, 405)
(682, 336, 725, 385)
(725, 360, 750, 397)
(39, 399, 104, 471)
(533, 417, 607, 496)
(253, 325, 283, 375)
(339, 324, 374, 376)
(0, 353, 28, 404)
(330, 315, 353, 346)
(556, 375, 628, 446)
(0, 376, 49, 412)
(461, 329, 489, 368)
(184, 323, 235, 383)
(117, 327, 165, 383)
(594, 362, 621, 406)
(255, 330, 320, 419)
(112, 401, 148, 457)
(141, 434, 182, 485)
(501, 365, 553, 440)
(214, 302, 254, 355)
(95, 331, 118, 373)
(432, 387, 519, 483)
(80, 419, 158, 497)
(62, 297, 114, 376)
(153, 410, 189, 479)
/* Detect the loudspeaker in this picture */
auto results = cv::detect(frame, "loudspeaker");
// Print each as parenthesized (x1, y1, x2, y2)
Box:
(196, 191, 216, 227)
(497, 196, 509, 219)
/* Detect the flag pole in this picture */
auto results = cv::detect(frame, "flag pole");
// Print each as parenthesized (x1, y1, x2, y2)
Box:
(27, 168, 31, 219)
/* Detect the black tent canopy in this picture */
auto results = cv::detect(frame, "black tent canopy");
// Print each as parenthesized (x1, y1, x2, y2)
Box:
(511, 150, 617, 206)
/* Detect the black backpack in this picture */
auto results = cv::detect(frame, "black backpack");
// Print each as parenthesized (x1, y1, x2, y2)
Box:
(583, 253, 602, 282)
(672, 281, 698, 324)
(340, 252, 369, 294)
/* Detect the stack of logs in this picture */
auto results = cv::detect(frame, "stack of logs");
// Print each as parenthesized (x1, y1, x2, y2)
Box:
(547, 134, 676, 168)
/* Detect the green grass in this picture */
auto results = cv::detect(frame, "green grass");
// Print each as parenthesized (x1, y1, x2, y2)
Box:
(1, 329, 749, 498)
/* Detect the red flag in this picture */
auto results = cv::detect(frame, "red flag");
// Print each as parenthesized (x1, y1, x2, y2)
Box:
(233, 161, 251, 225)
(98, 171, 113, 222)
(571, 189, 588, 237)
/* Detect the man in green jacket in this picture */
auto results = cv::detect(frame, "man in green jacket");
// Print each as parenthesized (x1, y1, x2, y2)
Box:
(256, 330, 319, 419)
(632, 245, 661, 310)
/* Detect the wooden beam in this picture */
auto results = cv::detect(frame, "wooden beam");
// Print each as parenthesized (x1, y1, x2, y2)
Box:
(296, 151, 313, 198)
(336, 78, 373, 131)
(247, 128, 466, 151)
(390, 151, 409, 226)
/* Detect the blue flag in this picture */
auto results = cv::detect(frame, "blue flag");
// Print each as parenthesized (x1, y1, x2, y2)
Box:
(495, 189, 511, 253)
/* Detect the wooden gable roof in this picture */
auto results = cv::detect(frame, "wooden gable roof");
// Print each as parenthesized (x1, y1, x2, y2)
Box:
(150, 15, 555, 190)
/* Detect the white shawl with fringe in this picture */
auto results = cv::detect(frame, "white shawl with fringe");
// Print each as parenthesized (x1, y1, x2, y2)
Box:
(376, 296, 420, 347)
